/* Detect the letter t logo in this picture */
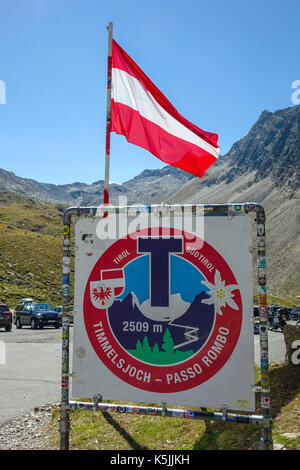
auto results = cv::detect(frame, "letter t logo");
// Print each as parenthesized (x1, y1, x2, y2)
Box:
(138, 237, 183, 307)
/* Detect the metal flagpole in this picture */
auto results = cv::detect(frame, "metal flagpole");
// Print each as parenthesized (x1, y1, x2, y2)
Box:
(103, 22, 113, 206)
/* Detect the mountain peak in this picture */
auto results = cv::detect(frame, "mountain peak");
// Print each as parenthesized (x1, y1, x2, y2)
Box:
(222, 105, 300, 190)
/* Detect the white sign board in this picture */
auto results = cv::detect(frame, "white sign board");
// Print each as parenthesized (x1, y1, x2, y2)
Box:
(72, 208, 254, 411)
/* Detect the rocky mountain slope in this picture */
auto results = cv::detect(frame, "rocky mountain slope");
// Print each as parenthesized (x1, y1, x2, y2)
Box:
(221, 106, 300, 190)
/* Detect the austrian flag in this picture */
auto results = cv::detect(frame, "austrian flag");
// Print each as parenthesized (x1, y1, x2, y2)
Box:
(111, 40, 220, 178)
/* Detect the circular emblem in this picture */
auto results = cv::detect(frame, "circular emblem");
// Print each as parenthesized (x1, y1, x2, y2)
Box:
(83, 227, 242, 393)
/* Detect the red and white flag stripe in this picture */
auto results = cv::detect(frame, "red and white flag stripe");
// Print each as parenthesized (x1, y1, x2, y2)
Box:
(111, 40, 220, 178)
(101, 269, 124, 281)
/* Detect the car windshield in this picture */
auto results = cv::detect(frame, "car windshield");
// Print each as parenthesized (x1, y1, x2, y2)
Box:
(34, 303, 51, 311)
(0, 305, 9, 312)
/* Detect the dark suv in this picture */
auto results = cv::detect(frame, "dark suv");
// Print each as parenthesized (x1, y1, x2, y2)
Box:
(291, 305, 300, 321)
(15, 302, 61, 329)
(0, 304, 12, 331)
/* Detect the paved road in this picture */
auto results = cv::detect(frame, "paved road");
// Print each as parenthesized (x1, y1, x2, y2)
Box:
(0, 326, 73, 426)
(254, 327, 288, 364)
(0, 322, 294, 426)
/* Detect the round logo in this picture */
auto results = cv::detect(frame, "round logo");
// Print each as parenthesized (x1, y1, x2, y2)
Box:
(83, 227, 242, 393)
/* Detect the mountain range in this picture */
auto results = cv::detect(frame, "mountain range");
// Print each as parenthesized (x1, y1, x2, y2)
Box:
(0, 163, 194, 207)
(0, 104, 299, 303)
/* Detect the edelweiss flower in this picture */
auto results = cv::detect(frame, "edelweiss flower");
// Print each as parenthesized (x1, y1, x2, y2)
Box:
(201, 270, 239, 316)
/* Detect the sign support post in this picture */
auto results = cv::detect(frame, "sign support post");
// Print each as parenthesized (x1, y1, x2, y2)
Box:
(59, 213, 72, 450)
(256, 206, 272, 449)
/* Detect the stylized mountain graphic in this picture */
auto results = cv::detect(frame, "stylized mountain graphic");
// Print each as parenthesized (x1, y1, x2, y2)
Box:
(108, 291, 214, 354)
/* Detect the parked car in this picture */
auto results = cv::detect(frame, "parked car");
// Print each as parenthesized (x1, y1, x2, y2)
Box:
(53, 306, 63, 323)
(276, 307, 290, 321)
(290, 305, 300, 321)
(0, 304, 12, 331)
(15, 302, 62, 329)
(268, 310, 287, 332)
(20, 298, 34, 304)
(53, 306, 74, 324)
(268, 305, 281, 316)
(286, 307, 293, 319)
(53, 306, 63, 314)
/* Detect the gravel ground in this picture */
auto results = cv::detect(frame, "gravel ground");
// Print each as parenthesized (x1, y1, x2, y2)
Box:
(0, 403, 59, 450)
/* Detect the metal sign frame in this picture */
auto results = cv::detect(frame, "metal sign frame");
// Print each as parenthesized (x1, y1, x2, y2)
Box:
(59, 202, 272, 450)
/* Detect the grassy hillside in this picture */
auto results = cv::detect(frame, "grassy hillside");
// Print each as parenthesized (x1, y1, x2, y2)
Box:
(0, 191, 66, 308)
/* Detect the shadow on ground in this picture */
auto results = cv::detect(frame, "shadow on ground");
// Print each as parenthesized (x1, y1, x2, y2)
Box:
(101, 411, 149, 450)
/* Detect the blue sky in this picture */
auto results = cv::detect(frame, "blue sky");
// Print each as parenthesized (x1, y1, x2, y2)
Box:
(0, 0, 299, 185)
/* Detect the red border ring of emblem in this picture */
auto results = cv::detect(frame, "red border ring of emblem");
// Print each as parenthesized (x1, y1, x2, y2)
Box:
(83, 227, 243, 393)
